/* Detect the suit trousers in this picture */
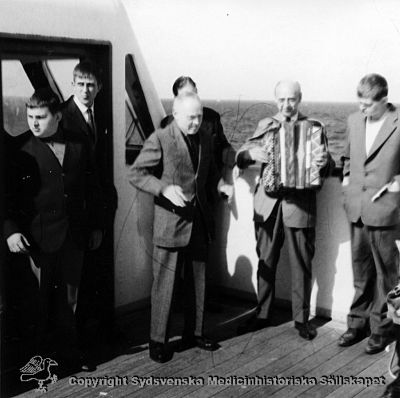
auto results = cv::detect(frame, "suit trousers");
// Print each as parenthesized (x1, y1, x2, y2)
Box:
(150, 205, 208, 343)
(30, 234, 84, 357)
(255, 200, 315, 323)
(347, 220, 399, 336)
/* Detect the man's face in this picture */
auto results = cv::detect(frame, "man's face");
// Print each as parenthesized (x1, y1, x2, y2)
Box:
(72, 74, 101, 107)
(275, 83, 302, 119)
(27, 107, 60, 138)
(358, 96, 387, 120)
(173, 98, 203, 135)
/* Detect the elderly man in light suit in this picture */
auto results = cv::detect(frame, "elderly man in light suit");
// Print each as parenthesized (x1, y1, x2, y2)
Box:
(128, 93, 227, 363)
(236, 80, 331, 340)
(339, 74, 400, 355)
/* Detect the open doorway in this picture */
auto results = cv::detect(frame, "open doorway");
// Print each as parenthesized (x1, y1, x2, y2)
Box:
(0, 34, 114, 394)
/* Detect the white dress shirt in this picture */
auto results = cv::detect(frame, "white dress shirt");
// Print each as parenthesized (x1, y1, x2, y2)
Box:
(73, 95, 95, 124)
(365, 114, 387, 155)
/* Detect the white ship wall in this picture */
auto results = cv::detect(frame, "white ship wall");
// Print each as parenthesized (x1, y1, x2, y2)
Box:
(210, 167, 354, 322)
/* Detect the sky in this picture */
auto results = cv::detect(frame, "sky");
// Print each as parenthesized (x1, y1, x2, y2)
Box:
(122, 0, 400, 102)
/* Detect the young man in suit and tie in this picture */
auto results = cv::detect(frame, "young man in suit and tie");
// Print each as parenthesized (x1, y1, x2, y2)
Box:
(235, 80, 331, 340)
(61, 61, 117, 351)
(61, 60, 117, 223)
(129, 93, 223, 363)
(4, 88, 104, 370)
(339, 74, 400, 354)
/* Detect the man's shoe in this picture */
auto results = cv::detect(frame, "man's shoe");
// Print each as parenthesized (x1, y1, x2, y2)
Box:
(380, 374, 400, 397)
(177, 335, 220, 352)
(79, 354, 96, 372)
(294, 321, 317, 340)
(365, 334, 394, 355)
(338, 328, 367, 347)
(237, 317, 270, 335)
(149, 340, 173, 363)
(58, 350, 96, 372)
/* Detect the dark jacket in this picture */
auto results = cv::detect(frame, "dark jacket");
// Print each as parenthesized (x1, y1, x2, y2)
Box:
(60, 96, 117, 222)
(4, 128, 104, 253)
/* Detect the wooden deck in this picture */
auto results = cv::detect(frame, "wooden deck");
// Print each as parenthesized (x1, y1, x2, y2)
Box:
(4, 298, 396, 398)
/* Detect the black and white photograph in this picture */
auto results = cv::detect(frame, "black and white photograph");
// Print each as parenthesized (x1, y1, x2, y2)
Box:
(1, 0, 400, 396)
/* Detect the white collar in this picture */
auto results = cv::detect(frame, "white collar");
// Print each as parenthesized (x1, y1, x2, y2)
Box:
(367, 110, 388, 124)
(73, 95, 94, 116)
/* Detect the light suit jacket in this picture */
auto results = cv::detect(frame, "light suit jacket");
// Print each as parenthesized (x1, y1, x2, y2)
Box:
(342, 104, 400, 226)
(128, 120, 219, 248)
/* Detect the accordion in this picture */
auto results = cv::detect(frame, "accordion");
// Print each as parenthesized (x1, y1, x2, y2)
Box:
(261, 119, 327, 193)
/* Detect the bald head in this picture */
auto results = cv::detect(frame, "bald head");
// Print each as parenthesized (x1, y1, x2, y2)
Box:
(173, 92, 203, 135)
(274, 80, 302, 119)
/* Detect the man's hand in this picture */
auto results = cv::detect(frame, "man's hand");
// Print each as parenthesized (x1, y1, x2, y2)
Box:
(388, 180, 400, 192)
(313, 151, 328, 169)
(217, 178, 234, 204)
(248, 147, 269, 163)
(232, 165, 243, 180)
(7, 233, 30, 254)
(342, 176, 350, 187)
(88, 229, 103, 251)
(161, 185, 188, 207)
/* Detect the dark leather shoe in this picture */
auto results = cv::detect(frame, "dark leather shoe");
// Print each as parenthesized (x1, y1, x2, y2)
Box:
(58, 351, 96, 372)
(365, 334, 394, 355)
(149, 340, 173, 363)
(178, 335, 220, 352)
(80, 355, 96, 372)
(380, 374, 400, 397)
(338, 328, 367, 347)
(237, 317, 270, 335)
(295, 321, 317, 340)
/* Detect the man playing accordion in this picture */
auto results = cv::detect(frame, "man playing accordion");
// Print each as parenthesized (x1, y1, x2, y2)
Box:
(236, 80, 332, 339)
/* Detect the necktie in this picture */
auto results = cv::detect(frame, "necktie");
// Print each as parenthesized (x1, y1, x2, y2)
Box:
(184, 133, 199, 171)
(87, 108, 96, 145)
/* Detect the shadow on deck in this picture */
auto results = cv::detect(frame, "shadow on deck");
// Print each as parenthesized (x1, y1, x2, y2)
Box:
(3, 295, 396, 398)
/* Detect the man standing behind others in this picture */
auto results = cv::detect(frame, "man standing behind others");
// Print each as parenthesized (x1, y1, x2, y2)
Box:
(236, 80, 331, 340)
(339, 74, 399, 354)
(61, 61, 117, 225)
(60, 61, 117, 351)
(128, 93, 222, 363)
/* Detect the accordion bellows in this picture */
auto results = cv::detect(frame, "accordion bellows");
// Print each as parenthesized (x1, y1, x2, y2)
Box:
(262, 119, 327, 193)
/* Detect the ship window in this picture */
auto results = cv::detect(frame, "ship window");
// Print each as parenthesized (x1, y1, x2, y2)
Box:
(125, 54, 154, 165)
(2, 60, 33, 136)
(2, 58, 81, 137)
(45, 59, 80, 99)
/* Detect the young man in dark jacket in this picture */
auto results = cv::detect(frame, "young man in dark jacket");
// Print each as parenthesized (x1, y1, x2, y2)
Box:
(4, 88, 104, 370)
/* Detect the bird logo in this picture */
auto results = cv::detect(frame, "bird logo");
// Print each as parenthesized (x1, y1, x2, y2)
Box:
(20, 355, 58, 393)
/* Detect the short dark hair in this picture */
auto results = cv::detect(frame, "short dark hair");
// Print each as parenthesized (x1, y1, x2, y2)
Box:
(357, 73, 388, 101)
(26, 87, 61, 114)
(73, 60, 102, 85)
(172, 76, 197, 96)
